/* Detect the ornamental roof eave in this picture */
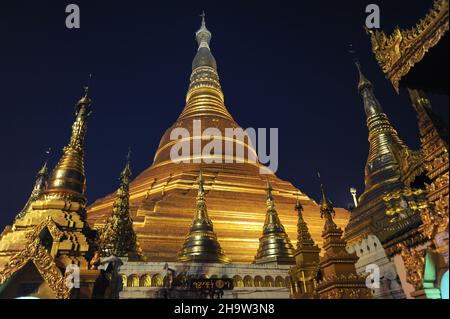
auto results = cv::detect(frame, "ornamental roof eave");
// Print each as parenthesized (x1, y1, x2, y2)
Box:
(367, 0, 449, 93)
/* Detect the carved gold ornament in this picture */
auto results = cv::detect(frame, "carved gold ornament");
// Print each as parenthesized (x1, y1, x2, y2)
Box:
(368, 0, 449, 92)
(0, 219, 71, 299)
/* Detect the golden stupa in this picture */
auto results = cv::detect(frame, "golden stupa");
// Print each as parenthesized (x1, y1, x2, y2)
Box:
(87, 15, 350, 263)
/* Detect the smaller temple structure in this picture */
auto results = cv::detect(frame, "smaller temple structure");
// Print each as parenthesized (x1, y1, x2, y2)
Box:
(289, 199, 320, 298)
(0, 87, 101, 299)
(315, 186, 371, 299)
(177, 171, 230, 264)
(366, 0, 448, 299)
(254, 183, 296, 265)
(367, 0, 449, 94)
(97, 150, 141, 260)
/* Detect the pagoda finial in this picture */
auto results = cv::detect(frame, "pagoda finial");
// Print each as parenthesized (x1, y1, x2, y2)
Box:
(200, 10, 206, 25)
(177, 171, 230, 263)
(349, 44, 372, 93)
(254, 181, 295, 264)
(319, 182, 338, 232)
(195, 11, 212, 49)
(197, 170, 205, 196)
(266, 181, 275, 209)
(295, 195, 304, 221)
(121, 147, 132, 180)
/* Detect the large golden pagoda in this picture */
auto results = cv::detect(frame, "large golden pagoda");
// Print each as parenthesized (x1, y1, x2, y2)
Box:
(87, 16, 350, 263)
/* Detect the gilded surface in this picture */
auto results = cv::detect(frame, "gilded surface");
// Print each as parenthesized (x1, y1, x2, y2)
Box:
(345, 63, 419, 244)
(254, 183, 295, 264)
(98, 152, 141, 259)
(409, 90, 449, 240)
(0, 219, 71, 299)
(315, 188, 371, 299)
(87, 17, 350, 263)
(399, 243, 426, 291)
(0, 89, 95, 271)
(178, 172, 230, 263)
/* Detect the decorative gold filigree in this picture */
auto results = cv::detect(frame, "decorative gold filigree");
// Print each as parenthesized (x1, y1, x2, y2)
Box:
(399, 243, 425, 291)
(26, 216, 64, 243)
(368, 0, 449, 92)
(0, 238, 71, 299)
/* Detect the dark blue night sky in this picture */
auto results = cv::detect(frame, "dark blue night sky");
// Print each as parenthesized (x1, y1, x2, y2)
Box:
(0, 1, 448, 228)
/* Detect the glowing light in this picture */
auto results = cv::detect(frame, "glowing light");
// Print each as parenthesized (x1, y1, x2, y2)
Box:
(441, 270, 449, 299)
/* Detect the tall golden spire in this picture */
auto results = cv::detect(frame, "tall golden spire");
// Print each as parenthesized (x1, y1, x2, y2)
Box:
(178, 171, 231, 263)
(14, 157, 49, 221)
(353, 61, 411, 204)
(42, 86, 92, 203)
(98, 150, 141, 259)
(254, 182, 295, 264)
(179, 12, 233, 121)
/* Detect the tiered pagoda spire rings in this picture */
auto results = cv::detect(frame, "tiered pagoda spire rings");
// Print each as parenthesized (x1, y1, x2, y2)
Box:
(180, 13, 233, 121)
(177, 171, 231, 263)
(295, 198, 317, 250)
(353, 61, 412, 199)
(254, 182, 295, 264)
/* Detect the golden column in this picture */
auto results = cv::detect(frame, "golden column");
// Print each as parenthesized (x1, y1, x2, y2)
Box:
(178, 171, 231, 263)
(254, 183, 295, 265)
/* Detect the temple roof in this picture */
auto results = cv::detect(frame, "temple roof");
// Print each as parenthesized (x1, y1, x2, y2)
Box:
(367, 0, 449, 93)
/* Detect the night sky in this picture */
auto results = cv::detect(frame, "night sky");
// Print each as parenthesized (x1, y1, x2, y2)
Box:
(0, 1, 448, 229)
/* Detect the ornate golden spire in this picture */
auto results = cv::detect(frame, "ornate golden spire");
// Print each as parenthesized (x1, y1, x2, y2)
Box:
(42, 86, 92, 203)
(254, 182, 295, 264)
(290, 198, 320, 299)
(178, 171, 231, 263)
(295, 198, 318, 250)
(179, 13, 233, 121)
(316, 184, 371, 299)
(353, 62, 413, 204)
(14, 157, 49, 221)
(98, 150, 141, 259)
